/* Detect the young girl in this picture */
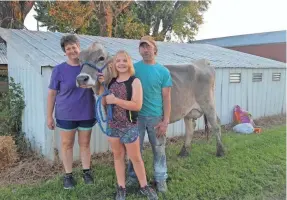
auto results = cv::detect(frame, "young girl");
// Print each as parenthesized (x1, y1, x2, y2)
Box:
(101, 50, 158, 200)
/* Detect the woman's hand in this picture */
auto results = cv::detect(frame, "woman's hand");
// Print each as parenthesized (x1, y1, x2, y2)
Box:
(105, 94, 118, 105)
(47, 116, 55, 130)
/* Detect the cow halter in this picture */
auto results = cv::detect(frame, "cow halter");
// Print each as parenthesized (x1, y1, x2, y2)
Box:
(80, 61, 109, 73)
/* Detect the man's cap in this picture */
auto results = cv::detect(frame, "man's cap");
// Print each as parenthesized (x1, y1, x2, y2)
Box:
(139, 35, 157, 49)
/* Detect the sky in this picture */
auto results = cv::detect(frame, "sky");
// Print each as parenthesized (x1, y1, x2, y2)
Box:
(24, 0, 287, 40)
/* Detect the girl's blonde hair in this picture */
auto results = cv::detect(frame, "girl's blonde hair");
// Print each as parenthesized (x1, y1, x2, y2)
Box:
(112, 50, 135, 77)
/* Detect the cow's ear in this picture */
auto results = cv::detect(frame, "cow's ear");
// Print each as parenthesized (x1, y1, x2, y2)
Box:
(88, 42, 100, 51)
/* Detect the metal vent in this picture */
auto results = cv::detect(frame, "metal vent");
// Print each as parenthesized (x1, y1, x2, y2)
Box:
(229, 73, 241, 83)
(272, 73, 281, 81)
(252, 73, 262, 82)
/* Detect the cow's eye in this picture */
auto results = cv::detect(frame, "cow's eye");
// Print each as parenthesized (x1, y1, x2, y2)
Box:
(98, 56, 105, 61)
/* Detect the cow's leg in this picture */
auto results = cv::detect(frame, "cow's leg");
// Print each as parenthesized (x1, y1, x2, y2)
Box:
(201, 104, 225, 157)
(178, 116, 196, 157)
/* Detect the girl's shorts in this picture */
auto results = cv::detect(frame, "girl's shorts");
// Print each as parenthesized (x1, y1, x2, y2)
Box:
(108, 126, 139, 144)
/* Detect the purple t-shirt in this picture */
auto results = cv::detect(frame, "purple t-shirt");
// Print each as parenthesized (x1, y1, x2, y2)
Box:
(48, 62, 95, 121)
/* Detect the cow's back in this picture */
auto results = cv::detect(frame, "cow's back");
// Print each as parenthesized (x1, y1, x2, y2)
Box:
(164, 59, 215, 123)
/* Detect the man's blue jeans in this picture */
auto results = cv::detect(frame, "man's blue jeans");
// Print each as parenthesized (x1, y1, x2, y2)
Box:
(127, 116, 168, 181)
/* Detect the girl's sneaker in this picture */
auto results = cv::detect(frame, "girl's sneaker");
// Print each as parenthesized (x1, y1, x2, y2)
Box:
(116, 185, 126, 200)
(140, 185, 158, 200)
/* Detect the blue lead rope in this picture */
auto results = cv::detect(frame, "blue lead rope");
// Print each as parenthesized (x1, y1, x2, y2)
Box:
(94, 83, 113, 135)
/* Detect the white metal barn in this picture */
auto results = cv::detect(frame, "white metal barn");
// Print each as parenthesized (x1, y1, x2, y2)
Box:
(0, 28, 285, 160)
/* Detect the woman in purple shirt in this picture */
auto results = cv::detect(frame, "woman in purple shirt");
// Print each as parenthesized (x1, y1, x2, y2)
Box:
(47, 35, 95, 189)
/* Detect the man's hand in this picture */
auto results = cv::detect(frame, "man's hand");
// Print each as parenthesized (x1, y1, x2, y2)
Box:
(47, 116, 55, 130)
(154, 120, 169, 137)
(106, 94, 118, 104)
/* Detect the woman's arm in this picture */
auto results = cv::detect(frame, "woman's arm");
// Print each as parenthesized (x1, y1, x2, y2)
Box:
(47, 89, 57, 130)
(106, 78, 143, 111)
(47, 89, 57, 118)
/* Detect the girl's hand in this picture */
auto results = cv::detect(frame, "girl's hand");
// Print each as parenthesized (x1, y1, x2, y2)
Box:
(98, 73, 105, 83)
(106, 94, 118, 104)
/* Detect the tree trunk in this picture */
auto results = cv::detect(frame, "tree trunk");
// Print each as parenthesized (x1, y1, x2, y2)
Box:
(97, 2, 113, 37)
(94, 1, 132, 37)
(0, 1, 34, 29)
(152, 18, 161, 37)
(160, 1, 182, 38)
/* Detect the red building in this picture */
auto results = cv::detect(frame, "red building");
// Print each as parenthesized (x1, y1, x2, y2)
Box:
(192, 30, 286, 63)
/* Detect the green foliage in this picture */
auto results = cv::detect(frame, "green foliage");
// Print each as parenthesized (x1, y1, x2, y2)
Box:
(113, 5, 149, 39)
(0, 77, 25, 135)
(34, 1, 55, 31)
(34, 1, 93, 34)
(135, 0, 211, 41)
(34, 1, 211, 41)
(0, 126, 285, 199)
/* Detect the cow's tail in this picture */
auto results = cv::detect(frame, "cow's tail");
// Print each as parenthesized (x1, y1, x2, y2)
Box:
(204, 114, 209, 140)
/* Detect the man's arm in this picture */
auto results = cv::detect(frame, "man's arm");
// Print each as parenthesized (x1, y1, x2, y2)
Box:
(155, 86, 171, 137)
(162, 87, 171, 125)
(155, 67, 172, 136)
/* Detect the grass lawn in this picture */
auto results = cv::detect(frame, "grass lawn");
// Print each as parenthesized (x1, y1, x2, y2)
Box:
(0, 125, 285, 200)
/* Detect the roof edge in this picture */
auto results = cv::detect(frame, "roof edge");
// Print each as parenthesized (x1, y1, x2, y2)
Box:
(194, 30, 286, 42)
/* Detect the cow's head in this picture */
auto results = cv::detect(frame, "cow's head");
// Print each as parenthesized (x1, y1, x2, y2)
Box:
(76, 42, 116, 95)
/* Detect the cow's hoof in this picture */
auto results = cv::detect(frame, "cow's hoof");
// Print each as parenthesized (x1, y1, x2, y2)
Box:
(178, 146, 190, 157)
(216, 145, 225, 157)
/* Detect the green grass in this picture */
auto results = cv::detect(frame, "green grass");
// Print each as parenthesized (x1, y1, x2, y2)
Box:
(0, 126, 286, 200)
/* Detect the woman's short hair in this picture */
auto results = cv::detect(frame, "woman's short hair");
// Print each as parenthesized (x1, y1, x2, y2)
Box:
(113, 50, 135, 76)
(60, 34, 80, 52)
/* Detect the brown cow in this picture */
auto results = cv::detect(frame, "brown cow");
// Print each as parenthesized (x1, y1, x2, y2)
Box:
(76, 42, 225, 157)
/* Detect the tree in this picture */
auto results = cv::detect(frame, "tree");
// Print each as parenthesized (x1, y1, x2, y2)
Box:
(112, 3, 148, 39)
(34, 1, 134, 36)
(34, 0, 210, 41)
(135, 0, 211, 41)
(91, 1, 133, 37)
(34, 1, 94, 33)
(0, 1, 35, 29)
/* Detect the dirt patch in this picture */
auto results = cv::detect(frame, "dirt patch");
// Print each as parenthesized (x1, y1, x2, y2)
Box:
(0, 151, 114, 187)
(0, 157, 62, 186)
(0, 114, 285, 187)
(252, 114, 286, 129)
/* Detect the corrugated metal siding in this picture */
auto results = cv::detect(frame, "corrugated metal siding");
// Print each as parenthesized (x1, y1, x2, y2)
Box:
(283, 72, 286, 114)
(216, 68, 286, 123)
(0, 43, 7, 64)
(192, 30, 286, 47)
(7, 45, 46, 152)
